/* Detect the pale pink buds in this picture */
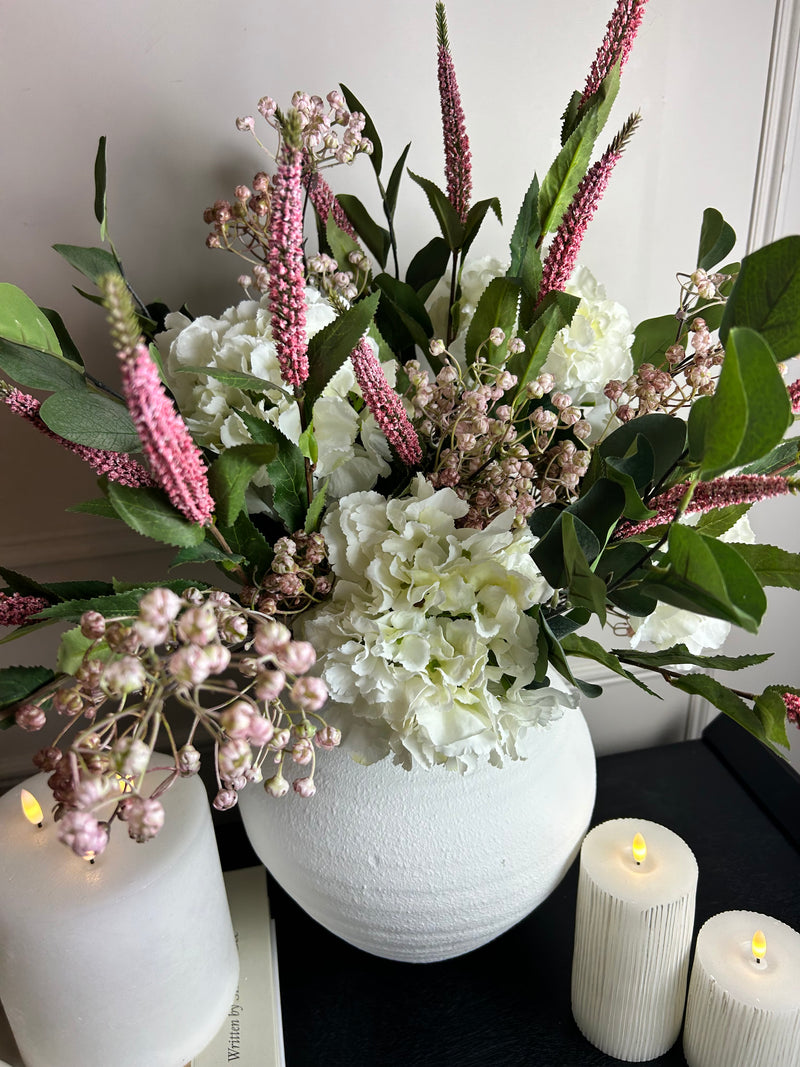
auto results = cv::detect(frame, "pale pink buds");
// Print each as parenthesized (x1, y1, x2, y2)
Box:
(177, 605, 218, 647)
(246, 714, 275, 747)
(293, 776, 316, 798)
(80, 611, 106, 640)
(168, 645, 213, 686)
(102, 657, 147, 697)
(218, 738, 253, 778)
(254, 620, 292, 657)
(291, 676, 329, 712)
(57, 810, 109, 858)
(177, 744, 201, 776)
(264, 773, 289, 798)
(291, 738, 314, 765)
(139, 588, 183, 626)
(254, 669, 287, 703)
(112, 737, 150, 778)
(314, 725, 342, 750)
(15, 703, 46, 731)
(120, 795, 166, 842)
(213, 788, 239, 811)
(203, 643, 232, 675)
(276, 640, 317, 675)
(220, 701, 254, 739)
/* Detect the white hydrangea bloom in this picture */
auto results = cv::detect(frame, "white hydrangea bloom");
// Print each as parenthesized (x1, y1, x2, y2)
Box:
(628, 514, 756, 655)
(542, 265, 634, 406)
(301, 475, 573, 771)
(157, 289, 393, 505)
(426, 255, 507, 362)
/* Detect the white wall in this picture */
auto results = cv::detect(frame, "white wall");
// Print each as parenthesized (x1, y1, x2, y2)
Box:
(1, 0, 795, 774)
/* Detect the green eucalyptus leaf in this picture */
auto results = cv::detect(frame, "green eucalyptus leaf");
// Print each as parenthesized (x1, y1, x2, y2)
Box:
(0, 339, 84, 391)
(408, 171, 465, 251)
(305, 292, 381, 410)
(697, 208, 736, 271)
(336, 194, 391, 268)
(52, 244, 120, 286)
(561, 513, 607, 623)
(631, 314, 681, 371)
(539, 613, 603, 698)
(0, 665, 55, 710)
(339, 84, 383, 177)
(94, 135, 108, 241)
(465, 277, 520, 366)
(107, 483, 207, 548)
(603, 436, 657, 521)
(598, 413, 687, 488)
(39, 308, 83, 366)
(39, 390, 140, 452)
(0, 283, 62, 354)
(208, 443, 278, 527)
(720, 235, 800, 362)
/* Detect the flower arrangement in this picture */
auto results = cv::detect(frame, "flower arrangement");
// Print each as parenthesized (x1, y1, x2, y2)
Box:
(2, 0, 800, 858)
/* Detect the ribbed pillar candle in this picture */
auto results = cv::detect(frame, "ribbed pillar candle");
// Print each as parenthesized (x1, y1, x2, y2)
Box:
(683, 911, 800, 1067)
(571, 818, 698, 1061)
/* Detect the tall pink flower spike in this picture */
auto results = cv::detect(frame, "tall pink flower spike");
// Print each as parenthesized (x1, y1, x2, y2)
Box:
(350, 338, 422, 467)
(268, 110, 309, 388)
(2, 387, 153, 488)
(119, 344, 214, 525)
(302, 163, 358, 239)
(581, 0, 648, 105)
(615, 474, 799, 540)
(436, 2, 472, 224)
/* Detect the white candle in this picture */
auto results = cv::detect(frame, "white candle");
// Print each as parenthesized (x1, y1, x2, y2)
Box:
(571, 817, 698, 1061)
(0, 767, 239, 1067)
(683, 911, 800, 1067)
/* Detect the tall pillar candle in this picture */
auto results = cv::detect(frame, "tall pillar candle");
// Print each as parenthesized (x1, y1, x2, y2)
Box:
(683, 911, 800, 1067)
(0, 767, 239, 1067)
(571, 818, 698, 1061)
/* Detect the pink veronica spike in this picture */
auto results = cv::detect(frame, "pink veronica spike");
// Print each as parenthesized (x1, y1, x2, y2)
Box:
(302, 163, 357, 239)
(350, 338, 422, 467)
(3, 387, 153, 488)
(436, 2, 472, 224)
(267, 112, 309, 388)
(120, 344, 214, 525)
(581, 0, 648, 105)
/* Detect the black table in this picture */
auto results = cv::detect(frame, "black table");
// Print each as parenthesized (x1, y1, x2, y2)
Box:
(217, 717, 800, 1067)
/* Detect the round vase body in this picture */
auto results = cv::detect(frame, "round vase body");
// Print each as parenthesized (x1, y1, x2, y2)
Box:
(239, 704, 596, 962)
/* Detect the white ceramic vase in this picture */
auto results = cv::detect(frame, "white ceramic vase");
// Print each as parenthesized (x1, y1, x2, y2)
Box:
(239, 704, 596, 962)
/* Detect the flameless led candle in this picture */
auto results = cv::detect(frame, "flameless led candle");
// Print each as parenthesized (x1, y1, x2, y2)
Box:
(683, 911, 800, 1067)
(0, 766, 239, 1067)
(571, 818, 698, 1061)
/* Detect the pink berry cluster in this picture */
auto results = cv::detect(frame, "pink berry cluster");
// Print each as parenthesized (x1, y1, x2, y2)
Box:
(253, 90, 373, 167)
(246, 531, 332, 619)
(203, 171, 272, 268)
(407, 345, 592, 527)
(604, 317, 723, 423)
(15, 587, 336, 859)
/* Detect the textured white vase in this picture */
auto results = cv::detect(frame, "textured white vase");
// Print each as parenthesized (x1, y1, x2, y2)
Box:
(239, 704, 596, 962)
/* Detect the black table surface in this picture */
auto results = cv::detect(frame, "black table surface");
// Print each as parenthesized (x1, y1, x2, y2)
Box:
(217, 716, 800, 1067)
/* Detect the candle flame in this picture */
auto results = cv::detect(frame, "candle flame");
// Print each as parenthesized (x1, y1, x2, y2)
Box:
(20, 789, 43, 826)
(752, 930, 767, 962)
(632, 832, 647, 865)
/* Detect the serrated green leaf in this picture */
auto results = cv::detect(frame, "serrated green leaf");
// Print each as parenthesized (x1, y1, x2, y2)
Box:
(665, 672, 773, 750)
(695, 503, 752, 539)
(465, 277, 520, 366)
(45, 580, 115, 601)
(461, 196, 502, 260)
(35, 593, 149, 622)
(56, 627, 109, 675)
(538, 108, 598, 236)
(561, 513, 607, 624)
(739, 440, 800, 477)
(337, 194, 391, 268)
(561, 634, 659, 697)
(732, 541, 800, 590)
(384, 143, 411, 219)
(39, 389, 140, 452)
(216, 512, 273, 582)
(111, 578, 208, 595)
(67, 498, 120, 520)
(616, 644, 772, 671)
(94, 135, 108, 241)
(720, 235, 800, 362)
(697, 207, 736, 271)
(325, 216, 364, 275)
(408, 171, 465, 251)
(207, 443, 278, 526)
(0, 567, 53, 600)
(305, 292, 381, 410)
(340, 84, 383, 177)
(0, 665, 55, 710)
(405, 236, 451, 296)
(107, 483, 207, 547)
(754, 688, 790, 748)
(508, 173, 541, 280)
(52, 244, 120, 286)
(510, 295, 576, 393)
(170, 541, 246, 569)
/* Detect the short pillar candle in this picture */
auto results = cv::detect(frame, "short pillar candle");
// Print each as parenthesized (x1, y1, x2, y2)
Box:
(683, 911, 800, 1067)
(571, 817, 698, 1061)
(0, 767, 239, 1067)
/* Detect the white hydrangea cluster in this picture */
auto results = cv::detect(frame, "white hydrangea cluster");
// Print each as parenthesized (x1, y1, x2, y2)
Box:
(542, 265, 634, 407)
(629, 515, 756, 655)
(301, 476, 575, 770)
(157, 289, 393, 504)
(427, 255, 507, 361)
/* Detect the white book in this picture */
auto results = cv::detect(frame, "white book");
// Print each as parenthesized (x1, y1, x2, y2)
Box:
(191, 866, 285, 1067)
